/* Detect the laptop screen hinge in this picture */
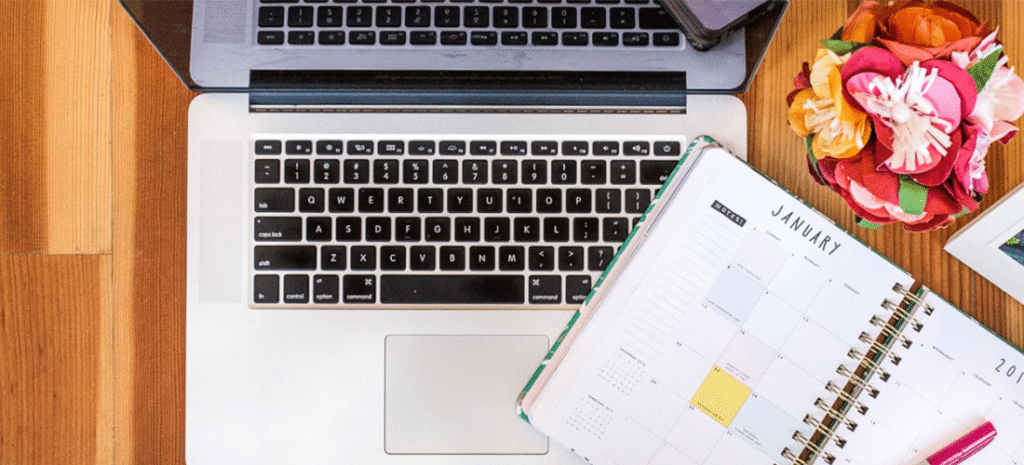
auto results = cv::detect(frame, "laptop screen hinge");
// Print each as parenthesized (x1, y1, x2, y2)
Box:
(247, 71, 687, 113)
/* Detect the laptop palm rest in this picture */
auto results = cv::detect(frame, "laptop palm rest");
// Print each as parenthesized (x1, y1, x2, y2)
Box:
(385, 335, 550, 455)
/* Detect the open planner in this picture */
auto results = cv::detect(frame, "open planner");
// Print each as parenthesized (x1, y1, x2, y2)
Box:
(516, 138, 1024, 465)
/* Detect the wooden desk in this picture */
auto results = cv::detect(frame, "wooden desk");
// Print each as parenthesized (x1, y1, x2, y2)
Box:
(1, 1, 1021, 463)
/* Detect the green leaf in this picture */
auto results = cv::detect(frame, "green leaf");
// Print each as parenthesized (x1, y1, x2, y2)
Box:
(968, 46, 1003, 92)
(952, 206, 974, 218)
(898, 176, 928, 216)
(856, 217, 883, 229)
(820, 39, 868, 55)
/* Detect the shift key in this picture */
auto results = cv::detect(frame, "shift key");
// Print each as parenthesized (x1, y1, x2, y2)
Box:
(254, 246, 317, 270)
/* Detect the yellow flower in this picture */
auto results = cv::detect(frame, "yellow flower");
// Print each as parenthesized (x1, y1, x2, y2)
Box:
(788, 49, 873, 159)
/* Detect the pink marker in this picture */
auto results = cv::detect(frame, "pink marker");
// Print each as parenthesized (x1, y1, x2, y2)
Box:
(917, 422, 998, 465)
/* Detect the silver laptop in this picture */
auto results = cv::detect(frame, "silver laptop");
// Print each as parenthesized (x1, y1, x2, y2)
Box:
(121, 0, 785, 463)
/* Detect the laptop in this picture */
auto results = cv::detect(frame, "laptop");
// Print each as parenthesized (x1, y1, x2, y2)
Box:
(121, 0, 785, 463)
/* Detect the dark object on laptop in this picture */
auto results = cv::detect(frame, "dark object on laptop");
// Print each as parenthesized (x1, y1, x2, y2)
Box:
(657, 0, 787, 50)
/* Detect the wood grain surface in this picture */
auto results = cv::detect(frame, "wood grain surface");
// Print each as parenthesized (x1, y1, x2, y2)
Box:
(1, 1, 1022, 463)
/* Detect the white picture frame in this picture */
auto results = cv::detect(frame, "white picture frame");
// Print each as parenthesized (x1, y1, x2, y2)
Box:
(945, 181, 1024, 305)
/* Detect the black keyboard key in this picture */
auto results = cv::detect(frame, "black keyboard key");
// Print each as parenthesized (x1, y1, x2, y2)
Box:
(395, 217, 421, 241)
(609, 7, 635, 28)
(433, 160, 459, 183)
(454, 217, 479, 242)
(318, 5, 344, 26)
(365, 217, 391, 241)
(484, 218, 510, 242)
(653, 32, 681, 46)
(373, 159, 399, 184)
(477, 189, 503, 213)
(316, 140, 344, 154)
(581, 160, 606, 184)
(255, 188, 295, 212)
(592, 141, 619, 155)
(347, 140, 374, 154)
(640, 160, 677, 184)
(344, 159, 369, 184)
(255, 140, 282, 155)
(552, 7, 576, 27)
(622, 32, 649, 46)
(336, 217, 361, 240)
(377, 5, 402, 26)
(350, 246, 377, 270)
(286, 140, 313, 155)
(319, 30, 346, 44)
(288, 5, 314, 26)
(603, 217, 630, 241)
(313, 159, 341, 184)
(411, 30, 438, 44)
(565, 275, 593, 303)
(559, 246, 584, 271)
(259, 6, 285, 27)
(441, 30, 468, 45)
(347, 6, 372, 26)
(566, 188, 591, 213)
(254, 246, 317, 270)
(378, 140, 405, 155)
(501, 141, 528, 155)
(544, 218, 569, 242)
(283, 275, 310, 304)
(625, 189, 652, 213)
(404, 160, 429, 184)
(492, 160, 518, 184)
(596, 188, 621, 213)
(624, 141, 650, 155)
(410, 246, 436, 270)
(610, 160, 636, 184)
(552, 160, 576, 184)
(440, 140, 467, 155)
(389, 188, 414, 213)
(380, 275, 524, 304)
(639, 7, 676, 28)
(531, 141, 558, 155)
(574, 217, 599, 242)
(529, 246, 555, 271)
(528, 275, 561, 304)
(523, 7, 548, 28)
(380, 30, 407, 45)
(499, 246, 526, 271)
(522, 160, 547, 184)
(381, 246, 407, 270)
(654, 141, 682, 156)
(464, 6, 489, 27)
(359, 188, 385, 212)
(406, 6, 431, 26)
(514, 217, 540, 242)
(343, 275, 376, 303)
(256, 29, 284, 43)
(254, 217, 302, 241)
(349, 30, 376, 44)
(298, 188, 325, 212)
(328, 188, 355, 212)
(493, 6, 518, 27)
(593, 32, 619, 46)
(408, 140, 436, 155)
(439, 246, 466, 270)
(537, 189, 562, 213)
(562, 31, 588, 45)
(306, 217, 332, 241)
(507, 189, 533, 213)
(580, 7, 605, 27)
(434, 5, 460, 26)
(321, 246, 347, 270)
(471, 31, 498, 45)
(424, 217, 451, 241)
(463, 160, 489, 184)
(313, 275, 340, 303)
(253, 275, 280, 304)
(532, 31, 558, 45)
(448, 188, 473, 213)
(562, 141, 588, 155)
(469, 246, 495, 270)
(502, 31, 529, 45)
(283, 159, 310, 184)
(418, 188, 444, 212)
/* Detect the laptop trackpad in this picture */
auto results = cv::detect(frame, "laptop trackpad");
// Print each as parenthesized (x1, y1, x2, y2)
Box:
(385, 335, 550, 455)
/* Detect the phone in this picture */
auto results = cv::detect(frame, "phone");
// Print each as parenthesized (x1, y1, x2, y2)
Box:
(658, 0, 787, 50)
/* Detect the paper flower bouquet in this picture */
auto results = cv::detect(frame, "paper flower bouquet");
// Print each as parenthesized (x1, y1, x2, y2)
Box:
(787, 1, 1024, 231)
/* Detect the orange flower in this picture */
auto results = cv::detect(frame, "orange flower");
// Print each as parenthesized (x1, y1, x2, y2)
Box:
(877, 1, 987, 65)
(788, 49, 872, 159)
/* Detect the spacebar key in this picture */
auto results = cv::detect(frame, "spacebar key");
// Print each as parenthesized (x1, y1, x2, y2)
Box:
(380, 275, 524, 304)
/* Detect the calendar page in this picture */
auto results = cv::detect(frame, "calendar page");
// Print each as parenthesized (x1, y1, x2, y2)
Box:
(524, 147, 915, 465)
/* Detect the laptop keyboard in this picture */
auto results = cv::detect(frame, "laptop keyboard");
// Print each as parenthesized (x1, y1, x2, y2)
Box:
(251, 135, 684, 307)
(255, 0, 683, 48)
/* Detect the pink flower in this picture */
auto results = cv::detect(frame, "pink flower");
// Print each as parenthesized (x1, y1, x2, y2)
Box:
(841, 47, 977, 187)
(951, 30, 1024, 138)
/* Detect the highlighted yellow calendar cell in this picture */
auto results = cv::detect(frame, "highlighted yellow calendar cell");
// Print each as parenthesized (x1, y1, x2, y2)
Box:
(690, 366, 751, 427)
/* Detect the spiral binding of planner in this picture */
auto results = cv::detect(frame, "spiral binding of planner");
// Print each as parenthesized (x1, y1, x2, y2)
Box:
(780, 283, 935, 465)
